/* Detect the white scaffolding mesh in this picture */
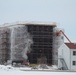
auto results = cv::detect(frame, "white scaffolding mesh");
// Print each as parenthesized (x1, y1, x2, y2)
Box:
(53, 27, 64, 65)
(11, 25, 33, 61)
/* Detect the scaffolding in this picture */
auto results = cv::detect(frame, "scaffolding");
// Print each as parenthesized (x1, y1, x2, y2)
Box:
(27, 25, 54, 65)
(0, 28, 10, 64)
(0, 23, 60, 65)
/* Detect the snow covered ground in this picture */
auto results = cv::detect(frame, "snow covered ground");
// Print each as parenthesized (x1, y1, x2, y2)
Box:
(0, 65, 76, 75)
(0, 70, 76, 75)
(0, 64, 58, 71)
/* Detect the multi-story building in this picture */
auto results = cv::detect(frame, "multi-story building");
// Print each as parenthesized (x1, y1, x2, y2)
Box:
(0, 22, 64, 65)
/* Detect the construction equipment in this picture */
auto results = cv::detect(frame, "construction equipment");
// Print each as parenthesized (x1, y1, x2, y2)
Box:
(57, 30, 72, 43)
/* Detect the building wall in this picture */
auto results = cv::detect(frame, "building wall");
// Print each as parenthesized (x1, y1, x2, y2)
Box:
(71, 49, 76, 70)
(58, 44, 71, 69)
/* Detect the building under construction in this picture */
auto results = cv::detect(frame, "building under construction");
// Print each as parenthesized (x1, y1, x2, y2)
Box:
(27, 24, 54, 65)
(0, 27, 10, 64)
(0, 22, 65, 65)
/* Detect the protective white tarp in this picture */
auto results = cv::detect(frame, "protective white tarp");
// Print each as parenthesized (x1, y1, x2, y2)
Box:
(11, 25, 33, 61)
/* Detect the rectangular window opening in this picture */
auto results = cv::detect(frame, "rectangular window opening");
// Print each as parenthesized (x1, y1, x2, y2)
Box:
(73, 51, 76, 55)
(73, 61, 76, 65)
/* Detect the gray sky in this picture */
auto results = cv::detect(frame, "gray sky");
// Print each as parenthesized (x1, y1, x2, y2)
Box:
(0, 0, 76, 42)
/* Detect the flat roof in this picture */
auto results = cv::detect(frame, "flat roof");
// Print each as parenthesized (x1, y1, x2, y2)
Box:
(0, 21, 56, 27)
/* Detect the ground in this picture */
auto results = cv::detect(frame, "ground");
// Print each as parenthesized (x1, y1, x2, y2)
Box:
(0, 65, 76, 75)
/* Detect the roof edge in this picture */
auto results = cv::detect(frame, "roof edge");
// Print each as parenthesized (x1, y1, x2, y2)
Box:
(0, 21, 57, 27)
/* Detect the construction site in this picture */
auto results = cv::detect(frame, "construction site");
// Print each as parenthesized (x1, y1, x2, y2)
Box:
(0, 22, 74, 70)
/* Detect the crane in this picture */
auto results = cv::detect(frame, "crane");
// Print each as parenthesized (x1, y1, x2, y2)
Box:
(56, 30, 72, 43)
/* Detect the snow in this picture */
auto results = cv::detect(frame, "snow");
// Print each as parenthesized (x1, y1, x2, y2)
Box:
(0, 70, 76, 75)
(0, 21, 56, 27)
(0, 65, 76, 75)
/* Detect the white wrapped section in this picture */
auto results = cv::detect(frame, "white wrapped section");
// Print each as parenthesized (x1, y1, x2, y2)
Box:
(53, 27, 64, 65)
(10, 25, 33, 61)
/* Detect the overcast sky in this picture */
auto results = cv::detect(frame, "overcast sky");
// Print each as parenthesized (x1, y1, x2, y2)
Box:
(0, 0, 76, 42)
